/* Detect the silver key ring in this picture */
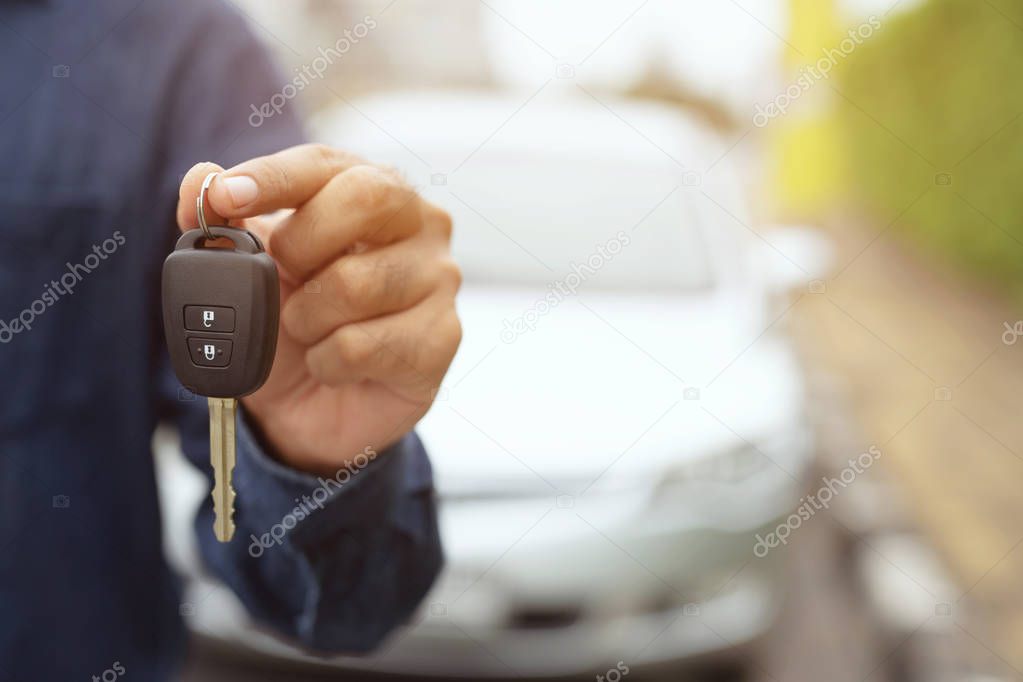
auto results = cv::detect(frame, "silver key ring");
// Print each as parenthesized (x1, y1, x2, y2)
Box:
(196, 171, 219, 240)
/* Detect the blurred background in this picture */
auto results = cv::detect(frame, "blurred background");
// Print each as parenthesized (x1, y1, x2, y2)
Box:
(155, 0, 1023, 679)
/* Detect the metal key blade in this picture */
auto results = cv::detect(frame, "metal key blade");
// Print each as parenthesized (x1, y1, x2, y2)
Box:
(208, 397, 237, 542)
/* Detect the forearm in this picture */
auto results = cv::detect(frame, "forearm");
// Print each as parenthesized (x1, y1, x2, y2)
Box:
(183, 404, 442, 652)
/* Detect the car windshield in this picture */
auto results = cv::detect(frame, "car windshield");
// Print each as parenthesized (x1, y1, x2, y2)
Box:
(446, 158, 715, 292)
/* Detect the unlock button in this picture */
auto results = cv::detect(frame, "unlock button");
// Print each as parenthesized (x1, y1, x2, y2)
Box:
(185, 305, 235, 332)
(187, 337, 233, 367)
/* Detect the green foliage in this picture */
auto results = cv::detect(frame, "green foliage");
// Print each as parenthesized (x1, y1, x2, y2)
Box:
(837, 0, 1023, 295)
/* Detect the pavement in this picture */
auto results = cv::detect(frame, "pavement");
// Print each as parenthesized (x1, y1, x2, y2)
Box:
(787, 213, 1023, 679)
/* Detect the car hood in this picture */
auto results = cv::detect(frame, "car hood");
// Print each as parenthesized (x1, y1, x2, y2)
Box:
(418, 286, 806, 497)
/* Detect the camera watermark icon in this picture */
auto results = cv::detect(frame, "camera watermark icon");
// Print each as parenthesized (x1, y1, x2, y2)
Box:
(556, 494, 575, 509)
(179, 602, 196, 617)
(1002, 321, 1023, 345)
(808, 279, 827, 295)
(683, 387, 701, 401)
(935, 173, 953, 186)
(934, 386, 953, 401)
(304, 280, 322, 294)
(681, 171, 702, 188)
(52, 64, 70, 78)
(429, 602, 447, 616)
(431, 173, 447, 186)
(52, 494, 71, 509)
(683, 603, 701, 617)
(555, 63, 575, 79)
(934, 602, 952, 617)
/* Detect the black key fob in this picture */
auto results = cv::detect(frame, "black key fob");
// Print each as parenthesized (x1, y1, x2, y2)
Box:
(162, 226, 279, 398)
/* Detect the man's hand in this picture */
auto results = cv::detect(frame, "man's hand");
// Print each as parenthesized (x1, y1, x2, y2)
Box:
(177, 145, 461, 475)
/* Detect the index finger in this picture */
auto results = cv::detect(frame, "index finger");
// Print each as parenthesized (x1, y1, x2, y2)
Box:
(192, 144, 364, 221)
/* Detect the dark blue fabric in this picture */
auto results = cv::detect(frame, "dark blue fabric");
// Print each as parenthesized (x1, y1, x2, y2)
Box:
(0, 1, 442, 680)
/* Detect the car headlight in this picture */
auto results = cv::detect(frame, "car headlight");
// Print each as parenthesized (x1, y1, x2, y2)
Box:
(649, 431, 812, 534)
(652, 428, 811, 503)
(657, 444, 772, 492)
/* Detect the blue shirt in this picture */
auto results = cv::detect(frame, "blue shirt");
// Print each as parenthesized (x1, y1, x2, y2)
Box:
(0, 1, 442, 680)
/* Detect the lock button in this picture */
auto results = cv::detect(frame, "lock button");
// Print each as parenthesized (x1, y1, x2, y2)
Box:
(184, 305, 235, 332)
(187, 337, 233, 367)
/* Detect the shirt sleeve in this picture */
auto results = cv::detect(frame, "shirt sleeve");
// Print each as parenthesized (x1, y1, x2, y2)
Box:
(151, 0, 443, 653)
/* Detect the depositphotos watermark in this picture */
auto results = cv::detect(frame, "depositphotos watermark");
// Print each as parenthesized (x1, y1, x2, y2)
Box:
(249, 15, 378, 127)
(596, 661, 630, 682)
(1002, 321, 1023, 345)
(500, 230, 632, 343)
(753, 445, 881, 558)
(753, 16, 881, 128)
(0, 230, 126, 343)
(91, 661, 126, 682)
(248, 446, 377, 557)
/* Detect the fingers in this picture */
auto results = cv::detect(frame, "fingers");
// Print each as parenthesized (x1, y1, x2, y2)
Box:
(305, 291, 462, 397)
(176, 145, 364, 231)
(175, 147, 420, 281)
(281, 232, 459, 345)
(210, 144, 365, 217)
(269, 164, 423, 280)
(177, 161, 225, 231)
(174, 144, 463, 404)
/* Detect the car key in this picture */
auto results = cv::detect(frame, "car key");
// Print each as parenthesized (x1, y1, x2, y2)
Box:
(162, 173, 279, 542)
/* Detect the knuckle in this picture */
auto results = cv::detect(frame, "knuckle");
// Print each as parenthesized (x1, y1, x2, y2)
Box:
(307, 142, 338, 168)
(431, 205, 454, 240)
(268, 223, 306, 273)
(280, 297, 302, 336)
(260, 159, 294, 199)
(426, 312, 461, 376)
(304, 143, 351, 179)
(281, 297, 315, 343)
(344, 165, 400, 213)
(329, 258, 373, 313)
(306, 344, 339, 383)
(374, 255, 410, 304)
(446, 311, 463, 352)
(333, 326, 375, 367)
(439, 258, 462, 291)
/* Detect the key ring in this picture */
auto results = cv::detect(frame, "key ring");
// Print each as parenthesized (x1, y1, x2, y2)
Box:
(196, 171, 219, 240)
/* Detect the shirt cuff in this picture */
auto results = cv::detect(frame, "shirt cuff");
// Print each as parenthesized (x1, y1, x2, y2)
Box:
(232, 412, 429, 551)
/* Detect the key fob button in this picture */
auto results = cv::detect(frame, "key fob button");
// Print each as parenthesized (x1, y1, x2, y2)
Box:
(188, 337, 233, 367)
(185, 305, 236, 332)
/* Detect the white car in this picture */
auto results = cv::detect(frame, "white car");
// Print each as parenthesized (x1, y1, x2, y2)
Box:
(158, 89, 824, 678)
